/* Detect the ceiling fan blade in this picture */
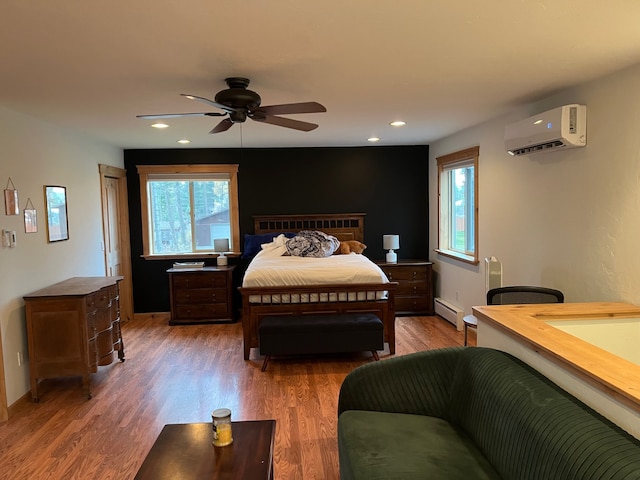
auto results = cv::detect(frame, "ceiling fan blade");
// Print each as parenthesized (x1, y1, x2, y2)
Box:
(252, 114, 319, 132)
(254, 102, 327, 115)
(209, 118, 234, 134)
(181, 93, 234, 113)
(137, 112, 226, 119)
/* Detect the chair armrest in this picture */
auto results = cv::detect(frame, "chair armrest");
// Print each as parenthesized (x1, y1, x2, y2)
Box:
(338, 347, 463, 419)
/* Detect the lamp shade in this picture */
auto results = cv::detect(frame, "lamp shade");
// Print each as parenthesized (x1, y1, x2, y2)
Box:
(214, 238, 230, 266)
(383, 235, 399, 250)
(214, 238, 230, 252)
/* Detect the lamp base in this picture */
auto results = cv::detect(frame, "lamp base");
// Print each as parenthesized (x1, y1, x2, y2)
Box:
(386, 250, 397, 263)
(217, 254, 228, 266)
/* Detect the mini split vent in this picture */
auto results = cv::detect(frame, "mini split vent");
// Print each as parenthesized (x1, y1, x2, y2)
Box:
(504, 104, 587, 156)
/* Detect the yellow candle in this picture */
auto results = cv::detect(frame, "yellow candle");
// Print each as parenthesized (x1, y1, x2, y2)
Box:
(214, 423, 233, 447)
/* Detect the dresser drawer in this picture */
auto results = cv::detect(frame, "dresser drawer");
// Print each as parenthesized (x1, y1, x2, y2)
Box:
(175, 303, 229, 320)
(172, 273, 227, 289)
(174, 287, 228, 305)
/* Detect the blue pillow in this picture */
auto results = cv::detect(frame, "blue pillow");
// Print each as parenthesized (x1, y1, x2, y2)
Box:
(242, 232, 296, 259)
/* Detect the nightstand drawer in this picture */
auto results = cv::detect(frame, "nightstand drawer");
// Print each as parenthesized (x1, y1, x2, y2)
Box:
(172, 273, 227, 289)
(396, 296, 432, 313)
(396, 281, 429, 296)
(167, 266, 236, 324)
(381, 266, 428, 282)
(175, 304, 229, 320)
(174, 287, 228, 305)
(376, 260, 434, 316)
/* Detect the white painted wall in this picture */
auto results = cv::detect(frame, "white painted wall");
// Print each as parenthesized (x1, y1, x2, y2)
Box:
(429, 62, 640, 315)
(0, 106, 122, 406)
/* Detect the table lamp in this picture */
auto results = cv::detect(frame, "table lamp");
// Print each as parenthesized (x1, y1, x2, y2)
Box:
(383, 234, 399, 263)
(214, 238, 230, 266)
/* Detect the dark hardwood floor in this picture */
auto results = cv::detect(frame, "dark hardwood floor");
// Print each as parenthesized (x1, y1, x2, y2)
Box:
(0, 315, 472, 479)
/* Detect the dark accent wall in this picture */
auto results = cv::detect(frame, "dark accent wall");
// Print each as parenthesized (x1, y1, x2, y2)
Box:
(124, 145, 429, 314)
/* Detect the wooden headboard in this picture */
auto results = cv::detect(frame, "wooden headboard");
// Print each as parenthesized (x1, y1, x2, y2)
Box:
(253, 213, 365, 242)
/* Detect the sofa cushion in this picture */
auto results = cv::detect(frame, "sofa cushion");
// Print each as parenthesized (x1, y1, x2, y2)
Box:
(338, 410, 502, 480)
(448, 348, 640, 480)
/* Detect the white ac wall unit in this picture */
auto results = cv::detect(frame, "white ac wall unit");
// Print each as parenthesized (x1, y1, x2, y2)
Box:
(504, 104, 586, 156)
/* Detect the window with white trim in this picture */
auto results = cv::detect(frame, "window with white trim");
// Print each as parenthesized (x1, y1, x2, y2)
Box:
(137, 164, 240, 257)
(436, 147, 479, 265)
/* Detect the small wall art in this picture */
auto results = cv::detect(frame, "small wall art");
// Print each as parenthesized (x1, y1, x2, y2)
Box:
(4, 178, 19, 215)
(24, 198, 37, 233)
(44, 185, 69, 242)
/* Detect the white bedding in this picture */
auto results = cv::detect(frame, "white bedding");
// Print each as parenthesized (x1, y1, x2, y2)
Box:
(242, 234, 389, 288)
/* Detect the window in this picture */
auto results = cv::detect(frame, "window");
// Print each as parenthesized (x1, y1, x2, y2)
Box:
(137, 164, 239, 258)
(436, 147, 479, 265)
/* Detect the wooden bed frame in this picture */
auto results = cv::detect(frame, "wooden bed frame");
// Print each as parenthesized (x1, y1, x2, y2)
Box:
(238, 213, 397, 360)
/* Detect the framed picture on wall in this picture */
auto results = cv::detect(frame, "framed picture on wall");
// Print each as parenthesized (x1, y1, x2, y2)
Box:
(4, 178, 19, 215)
(24, 198, 37, 233)
(44, 185, 69, 242)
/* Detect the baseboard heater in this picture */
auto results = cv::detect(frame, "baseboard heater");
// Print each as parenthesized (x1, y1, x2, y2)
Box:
(434, 297, 464, 331)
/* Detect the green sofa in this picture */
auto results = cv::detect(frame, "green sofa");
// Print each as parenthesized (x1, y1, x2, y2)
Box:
(338, 347, 640, 479)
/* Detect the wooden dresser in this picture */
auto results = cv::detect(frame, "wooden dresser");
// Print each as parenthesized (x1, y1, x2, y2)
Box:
(167, 266, 235, 325)
(376, 260, 434, 315)
(23, 276, 124, 401)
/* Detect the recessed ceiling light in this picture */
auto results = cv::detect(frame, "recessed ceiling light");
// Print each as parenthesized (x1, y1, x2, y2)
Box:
(389, 121, 406, 127)
(368, 137, 380, 143)
(151, 123, 169, 129)
(177, 139, 191, 144)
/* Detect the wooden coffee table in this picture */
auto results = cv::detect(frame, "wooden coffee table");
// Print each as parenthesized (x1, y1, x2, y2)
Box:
(134, 420, 276, 479)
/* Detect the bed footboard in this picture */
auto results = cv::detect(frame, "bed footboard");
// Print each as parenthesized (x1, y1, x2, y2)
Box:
(238, 283, 397, 360)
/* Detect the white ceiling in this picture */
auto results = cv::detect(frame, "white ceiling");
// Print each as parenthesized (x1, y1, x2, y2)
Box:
(2, 1, 640, 150)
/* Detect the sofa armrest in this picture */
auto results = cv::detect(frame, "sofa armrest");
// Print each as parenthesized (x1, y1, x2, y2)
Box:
(338, 347, 463, 419)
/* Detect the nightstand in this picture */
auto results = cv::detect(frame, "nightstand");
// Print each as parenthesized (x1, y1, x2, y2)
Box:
(167, 266, 235, 324)
(376, 260, 434, 315)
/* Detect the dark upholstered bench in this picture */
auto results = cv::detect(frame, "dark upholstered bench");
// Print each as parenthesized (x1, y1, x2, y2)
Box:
(259, 313, 384, 371)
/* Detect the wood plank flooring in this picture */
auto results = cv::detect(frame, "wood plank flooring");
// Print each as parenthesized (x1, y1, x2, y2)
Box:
(0, 315, 472, 479)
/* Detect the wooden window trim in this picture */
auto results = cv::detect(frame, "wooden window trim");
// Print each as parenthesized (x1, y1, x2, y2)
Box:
(137, 164, 240, 259)
(435, 147, 479, 265)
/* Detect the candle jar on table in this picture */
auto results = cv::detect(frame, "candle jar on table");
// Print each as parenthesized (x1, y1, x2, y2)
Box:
(212, 408, 233, 447)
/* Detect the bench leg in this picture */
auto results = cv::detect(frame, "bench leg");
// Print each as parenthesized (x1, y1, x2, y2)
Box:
(261, 355, 270, 372)
(371, 351, 380, 361)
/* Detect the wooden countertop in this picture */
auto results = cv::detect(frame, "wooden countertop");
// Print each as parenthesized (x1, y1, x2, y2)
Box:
(24, 276, 123, 299)
(473, 302, 640, 414)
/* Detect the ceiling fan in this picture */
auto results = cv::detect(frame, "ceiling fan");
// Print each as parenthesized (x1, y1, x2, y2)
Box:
(137, 77, 326, 134)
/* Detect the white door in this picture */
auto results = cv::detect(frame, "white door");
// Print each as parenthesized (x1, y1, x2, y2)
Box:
(100, 165, 133, 323)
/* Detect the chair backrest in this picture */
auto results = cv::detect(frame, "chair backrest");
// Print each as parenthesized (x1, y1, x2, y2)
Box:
(487, 286, 564, 305)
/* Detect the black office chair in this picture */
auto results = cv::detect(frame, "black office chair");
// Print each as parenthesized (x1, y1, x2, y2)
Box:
(464, 286, 564, 346)
(487, 286, 564, 305)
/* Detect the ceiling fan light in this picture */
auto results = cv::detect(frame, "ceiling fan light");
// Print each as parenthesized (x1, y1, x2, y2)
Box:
(151, 122, 169, 129)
